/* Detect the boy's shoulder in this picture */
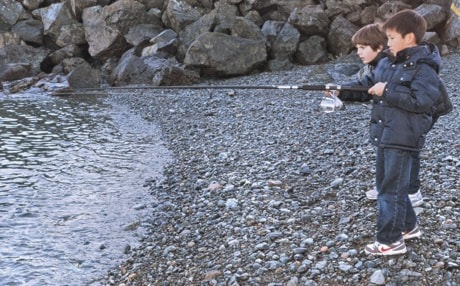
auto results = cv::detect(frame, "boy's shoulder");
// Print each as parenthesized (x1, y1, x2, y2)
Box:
(393, 46, 429, 64)
(378, 44, 441, 72)
(357, 64, 373, 80)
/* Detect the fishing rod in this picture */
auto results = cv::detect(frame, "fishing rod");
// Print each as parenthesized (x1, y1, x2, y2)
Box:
(50, 84, 370, 96)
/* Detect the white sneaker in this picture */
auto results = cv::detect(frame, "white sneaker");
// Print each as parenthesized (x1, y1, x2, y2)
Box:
(402, 223, 422, 240)
(409, 190, 424, 207)
(366, 188, 378, 200)
(366, 188, 424, 207)
(364, 238, 407, 256)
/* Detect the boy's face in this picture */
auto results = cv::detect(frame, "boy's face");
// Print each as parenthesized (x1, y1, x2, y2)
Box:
(386, 28, 417, 56)
(356, 44, 383, 64)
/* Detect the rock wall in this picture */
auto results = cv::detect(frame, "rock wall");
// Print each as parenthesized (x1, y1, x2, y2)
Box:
(0, 0, 459, 91)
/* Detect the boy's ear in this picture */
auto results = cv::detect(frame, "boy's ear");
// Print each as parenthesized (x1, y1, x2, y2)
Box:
(404, 32, 417, 44)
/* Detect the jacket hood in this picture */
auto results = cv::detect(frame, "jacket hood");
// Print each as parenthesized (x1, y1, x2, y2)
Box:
(418, 42, 442, 73)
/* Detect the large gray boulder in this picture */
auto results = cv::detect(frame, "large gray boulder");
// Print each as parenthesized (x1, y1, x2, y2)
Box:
(327, 15, 360, 57)
(33, 2, 85, 48)
(212, 1, 239, 33)
(0, 32, 24, 48)
(415, 4, 448, 30)
(288, 5, 329, 36)
(0, 63, 32, 82)
(69, 0, 98, 20)
(67, 61, 101, 89)
(177, 13, 216, 61)
(109, 49, 150, 86)
(82, 0, 149, 60)
(19, 0, 44, 11)
(138, 0, 164, 10)
(184, 32, 267, 77)
(176, 2, 239, 60)
(231, 17, 266, 41)
(58, 57, 88, 74)
(162, 0, 202, 33)
(110, 48, 198, 86)
(376, 1, 412, 21)
(247, 0, 316, 21)
(12, 19, 44, 46)
(323, 1, 360, 21)
(0, 0, 25, 26)
(295, 35, 330, 65)
(0, 43, 49, 75)
(442, 7, 460, 47)
(151, 64, 200, 86)
(359, 6, 379, 25)
(41, 44, 83, 73)
(124, 24, 163, 47)
(261, 21, 300, 60)
(142, 29, 178, 58)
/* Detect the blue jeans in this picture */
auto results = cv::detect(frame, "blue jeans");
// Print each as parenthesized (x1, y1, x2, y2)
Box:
(375, 147, 417, 244)
(409, 151, 421, 194)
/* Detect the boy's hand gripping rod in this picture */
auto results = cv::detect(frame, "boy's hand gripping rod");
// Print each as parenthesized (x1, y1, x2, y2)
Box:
(51, 84, 369, 96)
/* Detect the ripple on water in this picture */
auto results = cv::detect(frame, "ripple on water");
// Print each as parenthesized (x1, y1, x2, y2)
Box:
(0, 93, 171, 285)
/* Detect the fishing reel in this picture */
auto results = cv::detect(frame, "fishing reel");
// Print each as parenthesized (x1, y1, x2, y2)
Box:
(320, 91, 344, 113)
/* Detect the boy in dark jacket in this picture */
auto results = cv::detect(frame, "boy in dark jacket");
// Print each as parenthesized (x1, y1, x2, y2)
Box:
(337, 10, 442, 255)
(337, 23, 425, 206)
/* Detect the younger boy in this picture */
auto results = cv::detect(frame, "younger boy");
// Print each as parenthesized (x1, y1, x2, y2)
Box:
(340, 23, 387, 99)
(335, 10, 442, 255)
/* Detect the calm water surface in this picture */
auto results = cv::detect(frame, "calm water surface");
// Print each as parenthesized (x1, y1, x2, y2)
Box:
(0, 92, 171, 285)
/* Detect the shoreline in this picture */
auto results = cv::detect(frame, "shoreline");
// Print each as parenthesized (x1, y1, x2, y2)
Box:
(103, 50, 459, 285)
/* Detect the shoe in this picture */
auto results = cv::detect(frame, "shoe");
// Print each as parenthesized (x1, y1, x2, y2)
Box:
(409, 190, 424, 207)
(367, 188, 424, 207)
(402, 224, 422, 240)
(365, 239, 407, 256)
(366, 188, 378, 200)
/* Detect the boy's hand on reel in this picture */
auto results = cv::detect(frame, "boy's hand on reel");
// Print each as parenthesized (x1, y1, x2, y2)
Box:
(324, 83, 340, 97)
(320, 83, 344, 113)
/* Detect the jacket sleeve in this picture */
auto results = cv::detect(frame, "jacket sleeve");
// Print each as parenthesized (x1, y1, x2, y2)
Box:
(339, 89, 372, 102)
(338, 74, 373, 102)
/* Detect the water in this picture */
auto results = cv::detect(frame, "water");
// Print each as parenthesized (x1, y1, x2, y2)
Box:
(0, 92, 171, 285)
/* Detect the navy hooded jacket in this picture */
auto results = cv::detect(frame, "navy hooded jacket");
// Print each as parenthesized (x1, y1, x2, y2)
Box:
(343, 43, 442, 151)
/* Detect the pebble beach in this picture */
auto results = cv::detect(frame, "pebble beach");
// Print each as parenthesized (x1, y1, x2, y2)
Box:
(102, 49, 459, 286)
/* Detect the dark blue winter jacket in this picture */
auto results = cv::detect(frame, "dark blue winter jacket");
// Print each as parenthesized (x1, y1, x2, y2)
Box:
(347, 43, 442, 151)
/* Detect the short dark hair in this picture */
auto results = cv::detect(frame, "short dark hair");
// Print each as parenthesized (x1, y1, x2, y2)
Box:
(351, 23, 387, 51)
(382, 9, 427, 44)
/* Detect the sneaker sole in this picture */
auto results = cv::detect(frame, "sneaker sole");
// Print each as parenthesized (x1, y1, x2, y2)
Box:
(365, 247, 407, 256)
(411, 199, 424, 207)
(366, 192, 377, 200)
(364, 242, 407, 256)
(403, 232, 422, 240)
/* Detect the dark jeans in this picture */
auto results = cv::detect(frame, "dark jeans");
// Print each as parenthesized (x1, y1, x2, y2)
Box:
(375, 147, 417, 244)
(409, 151, 421, 194)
